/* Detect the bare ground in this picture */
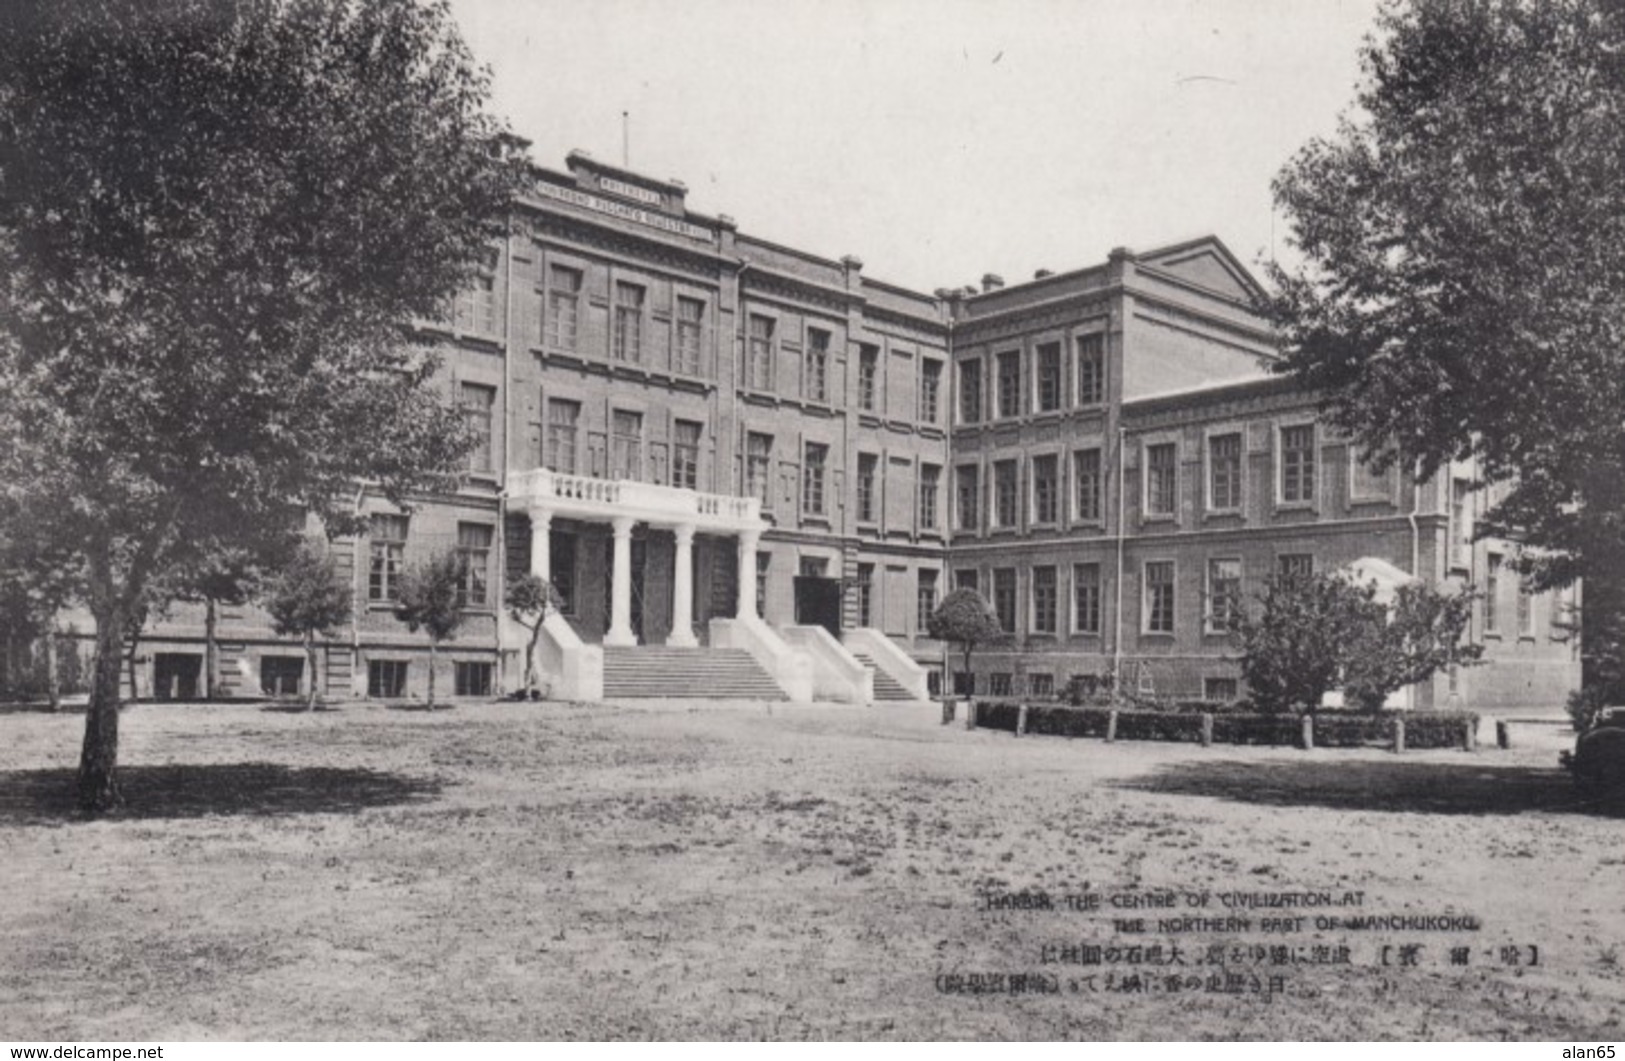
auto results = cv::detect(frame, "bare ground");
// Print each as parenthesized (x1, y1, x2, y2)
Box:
(0, 698, 1621, 1041)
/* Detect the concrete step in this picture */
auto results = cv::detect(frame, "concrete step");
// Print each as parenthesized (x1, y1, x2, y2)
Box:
(602, 646, 785, 700)
(851, 652, 917, 701)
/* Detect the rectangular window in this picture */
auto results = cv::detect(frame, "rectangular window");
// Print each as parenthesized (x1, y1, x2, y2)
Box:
(612, 281, 644, 362)
(461, 382, 496, 473)
(917, 569, 939, 632)
(368, 659, 408, 698)
(1032, 454, 1059, 523)
(1028, 673, 1055, 698)
(1036, 342, 1062, 412)
(671, 419, 701, 490)
(959, 358, 982, 423)
(856, 454, 877, 523)
(260, 656, 304, 697)
(1145, 560, 1175, 634)
(1280, 424, 1316, 504)
(1073, 563, 1101, 634)
(996, 351, 1021, 418)
(368, 513, 409, 602)
(1207, 558, 1241, 634)
(990, 673, 1013, 697)
(956, 569, 979, 593)
(1277, 553, 1314, 579)
(1517, 580, 1534, 636)
(805, 328, 830, 403)
(545, 265, 582, 349)
(1075, 447, 1103, 523)
(1146, 442, 1177, 517)
(802, 442, 828, 516)
(994, 460, 1019, 528)
(674, 296, 704, 375)
(454, 661, 492, 698)
(746, 432, 773, 507)
(1351, 450, 1395, 500)
(1208, 432, 1242, 511)
(455, 274, 496, 335)
(921, 360, 942, 423)
(1204, 677, 1239, 702)
(748, 315, 775, 390)
(993, 568, 1017, 632)
(1032, 565, 1058, 634)
(956, 465, 979, 531)
(855, 563, 874, 627)
(1077, 334, 1105, 405)
(1486, 552, 1501, 633)
(611, 410, 642, 480)
(456, 523, 493, 608)
(919, 463, 941, 529)
(857, 344, 879, 411)
(544, 398, 579, 474)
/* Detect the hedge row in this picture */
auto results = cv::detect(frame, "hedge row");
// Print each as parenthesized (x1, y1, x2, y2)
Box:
(973, 701, 1480, 750)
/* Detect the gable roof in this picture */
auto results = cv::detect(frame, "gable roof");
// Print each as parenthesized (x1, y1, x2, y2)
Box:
(1136, 236, 1268, 304)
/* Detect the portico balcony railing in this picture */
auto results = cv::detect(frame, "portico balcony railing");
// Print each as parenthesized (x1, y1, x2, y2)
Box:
(507, 468, 764, 531)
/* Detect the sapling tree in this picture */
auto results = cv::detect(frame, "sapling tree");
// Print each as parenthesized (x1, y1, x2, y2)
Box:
(262, 540, 353, 711)
(505, 573, 563, 699)
(392, 550, 468, 709)
(926, 588, 1007, 696)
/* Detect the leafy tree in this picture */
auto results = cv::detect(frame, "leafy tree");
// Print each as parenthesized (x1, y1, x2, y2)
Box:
(926, 588, 1007, 695)
(1268, 0, 1625, 681)
(1235, 571, 1480, 714)
(1341, 583, 1483, 712)
(392, 550, 467, 709)
(0, 524, 83, 709)
(0, 0, 526, 809)
(171, 533, 298, 699)
(505, 573, 563, 699)
(262, 540, 353, 711)
(1233, 572, 1378, 715)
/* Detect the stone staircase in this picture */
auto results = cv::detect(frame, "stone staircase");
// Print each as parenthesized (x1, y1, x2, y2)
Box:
(602, 645, 785, 700)
(851, 651, 917, 702)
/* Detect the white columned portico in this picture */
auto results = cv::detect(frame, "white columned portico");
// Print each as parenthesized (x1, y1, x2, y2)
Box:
(737, 528, 761, 620)
(668, 524, 698, 647)
(606, 516, 638, 646)
(529, 510, 552, 581)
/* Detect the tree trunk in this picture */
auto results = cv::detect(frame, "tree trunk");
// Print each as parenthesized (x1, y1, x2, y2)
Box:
(204, 596, 218, 700)
(45, 626, 60, 712)
(304, 632, 319, 711)
(125, 633, 139, 704)
(525, 621, 543, 696)
(78, 601, 127, 812)
(426, 640, 437, 709)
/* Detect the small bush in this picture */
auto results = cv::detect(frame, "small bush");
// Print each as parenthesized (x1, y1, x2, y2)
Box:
(1567, 687, 1610, 733)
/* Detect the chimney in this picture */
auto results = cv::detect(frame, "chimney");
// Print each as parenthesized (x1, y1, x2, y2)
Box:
(981, 272, 1004, 293)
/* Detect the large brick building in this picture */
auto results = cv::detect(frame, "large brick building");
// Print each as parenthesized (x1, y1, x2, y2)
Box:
(94, 151, 1578, 711)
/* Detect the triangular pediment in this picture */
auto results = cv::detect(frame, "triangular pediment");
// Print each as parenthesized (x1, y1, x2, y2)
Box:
(1137, 236, 1266, 303)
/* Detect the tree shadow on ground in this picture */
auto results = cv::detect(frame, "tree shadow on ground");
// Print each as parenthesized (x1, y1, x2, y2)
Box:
(1117, 758, 1625, 818)
(0, 762, 442, 825)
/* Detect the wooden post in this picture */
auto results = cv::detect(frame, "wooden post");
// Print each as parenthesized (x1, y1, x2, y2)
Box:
(1200, 712, 1214, 748)
(1300, 713, 1314, 750)
(964, 700, 979, 731)
(1496, 719, 1511, 749)
(1016, 703, 1029, 737)
(1106, 709, 1118, 743)
(1463, 717, 1477, 752)
(1393, 718, 1406, 754)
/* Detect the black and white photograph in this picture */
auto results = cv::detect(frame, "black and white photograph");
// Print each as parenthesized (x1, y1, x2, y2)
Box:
(0, 0, 1621, 1044)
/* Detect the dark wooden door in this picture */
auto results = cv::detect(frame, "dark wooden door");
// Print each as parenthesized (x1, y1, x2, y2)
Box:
(794, 576, 842, 637)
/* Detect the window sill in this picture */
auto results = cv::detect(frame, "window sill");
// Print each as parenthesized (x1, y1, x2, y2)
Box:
(1484, 631, 1503, 640)
(1273, 501, 1316, 514)
(1140, 514, 1178, 525)
(1140, 630, 1176, 639)
(1203, 507, 1243, 520)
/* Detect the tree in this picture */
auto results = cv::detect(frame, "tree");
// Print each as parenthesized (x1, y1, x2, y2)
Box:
(1341, 583, 1483, 712)
(392, 550, 467, 709)
(0, 523, 83, 710)
(0, 0, 527, 809)
(505, 573, 563, 699)
(1268, 0, 1625, 678)
(171, 534, 298, 699)
(1234, 571, 1480, 714)
(926, 588, 1006, 695)
(1233, 572, 1378, 715)
(262, 540, 353, 710)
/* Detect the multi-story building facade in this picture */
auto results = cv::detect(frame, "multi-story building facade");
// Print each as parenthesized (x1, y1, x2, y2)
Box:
(92, 152, 1577, 711)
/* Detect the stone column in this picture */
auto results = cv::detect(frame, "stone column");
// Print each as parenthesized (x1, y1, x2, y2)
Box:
(606, 516, 637, 646)
(668, 524, 698, 647)
(529, 510, 552, 582)
(737, 528, 761, 620)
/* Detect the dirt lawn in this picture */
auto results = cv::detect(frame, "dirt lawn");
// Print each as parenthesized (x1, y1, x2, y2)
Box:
(0, 699, 1621, 1040)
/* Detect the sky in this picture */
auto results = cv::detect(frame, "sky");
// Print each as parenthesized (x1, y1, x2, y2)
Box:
(445, 0, 1385, 293)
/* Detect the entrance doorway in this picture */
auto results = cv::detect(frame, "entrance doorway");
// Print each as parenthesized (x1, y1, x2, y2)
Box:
(794, 576, 843, 637)
(154, 653, 202, 701)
